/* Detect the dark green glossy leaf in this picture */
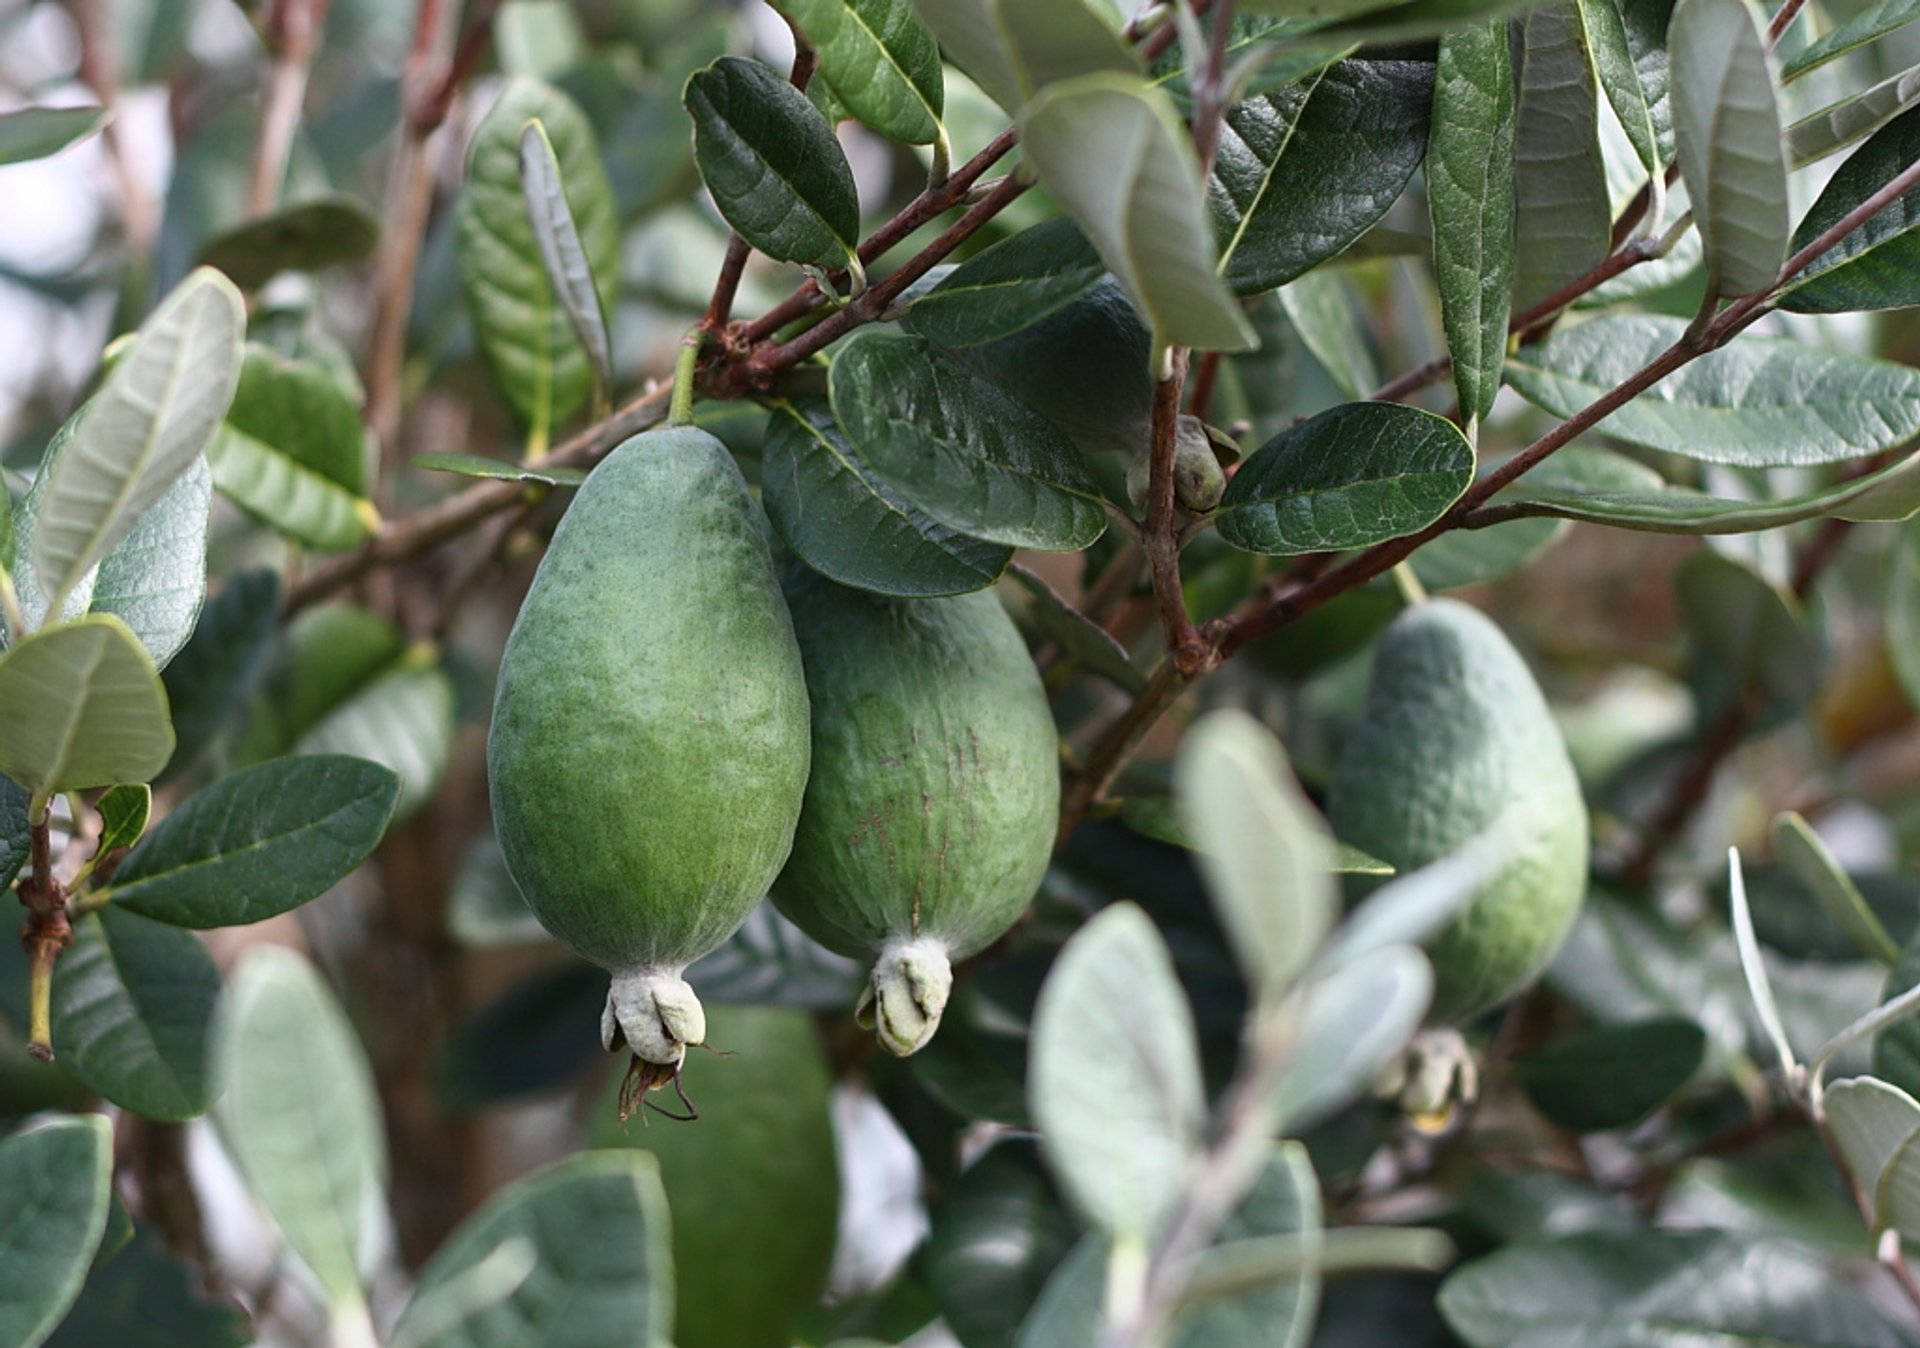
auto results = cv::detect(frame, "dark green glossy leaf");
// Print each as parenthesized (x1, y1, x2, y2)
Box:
(684, 57, 860, 271)
(160, 569, 279, 781)
(589, 1005, 838, 1348)
(1582, 0, 1662, 179)
(0, 775, 25, 890)
(216, 946, 386, 1310)
(1511, 4, 1610, 311)
(1670, 0, 1788, 301)
(95, 784, 149, 856)
(1783, 0, 1920, 78)
(1506, 314, 1920, 465)
(1439, 1231, 1918, 1346)
(89, 456, 210, 670)
(925, 1140, 1078, 1348)
(52, 908, 219, 1120)
(0, 105, 108, 165)
(0, 616, 174, 798)
(398, 1152, 673, 1348)
(0, 1115, 112, 1348)
(1029, 903, 1205, 1241)
(44, 1224, 249, 1348)
(1212, 61, 1433, 296)
(1513, 1016, 1705, 1131)
(106, 755, 399, 928)
(1020, 72, 1253, 351)
(1780, 106, 1920, 313)
(772, 0, 944, 144)
(457, 78, 620, 432)
(438, 962, 603, 1108)
(762, 400, 1011, 597)
(410, 451, 585, 486)
(829, 331, 1106, 551)
(1217, 403, 1474, 555)
(904, 217, 1106, 349)
(1428, 23, 1515, 424)
(196, 195, 379, 291)
(518, 120, 613, 398)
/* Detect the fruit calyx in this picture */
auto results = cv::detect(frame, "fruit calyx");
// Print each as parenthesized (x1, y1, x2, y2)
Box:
(602, 966, 707, 1068)
(856, 936, 954, 1057)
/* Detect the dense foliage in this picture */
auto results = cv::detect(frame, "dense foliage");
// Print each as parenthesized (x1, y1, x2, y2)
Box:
(9, 0, 1920, 1344)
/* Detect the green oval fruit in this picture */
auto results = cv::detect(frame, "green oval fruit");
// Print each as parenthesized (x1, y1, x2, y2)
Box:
(1328, 598, 1588, 1023)
(488, 427, 811, 1069)
(772, 567, 1058, 1056)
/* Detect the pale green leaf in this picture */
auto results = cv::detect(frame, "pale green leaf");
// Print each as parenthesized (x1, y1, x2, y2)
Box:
(1785, 63, 1920, 168)
(1825, 1076, 1920, 1234)
(1783, 0, 1920, 79)
(1019, 71, 1254, 354)
(0, 1116, 112, 1348)
(907, 0, 1024, 113)
(1511, 4, 1611, 310)
(991, 0, 1137, 101)
(0, 105, 108, 165)
(1773, 813, 1901, 965)
(1270, 945, 1434, 1133)
(0, 615, 173, 797)
(1276, 271, 1380, 400)
(519, 119, 612, 397)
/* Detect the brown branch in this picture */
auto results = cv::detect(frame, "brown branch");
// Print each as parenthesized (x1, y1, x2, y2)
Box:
(246, 0, 335, 218)
(1768, 0, 1811, 43)
(67, 0, 159, 261)
(1144, 360, 1209, 671)
(1057, 659, 1193, 845)
(16, 815, 66, 1061)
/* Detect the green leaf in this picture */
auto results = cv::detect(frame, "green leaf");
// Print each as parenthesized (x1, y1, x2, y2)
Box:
(1, 776, 26, 890)
(208, 344, 376, 551)
(1029, 902, 1205, 1241)
(1004, 562, 1146, 692)
(1171, 1146, 1323, 1348)
(1779, 106, 1920, 313)
(906, 0, 1024, 113)
(88, 455, 211, 670)
(1174, 710, 1336, 1005)
(588, 1004, 839, 1348)
(1877, 939, 1920, 1098)
(829, 331, 1106, 551)
(684, 57, 860, 271)
(1670, 0, 1788, 301)
(410, 451, 586, 486)
(0, 105, 108, 165)
(1773, 813, 1901, 965)
(1506, 313, 1920, 466)
(105, 755, 399, 928)
(458, 78, 620, 431)
(903, 217, 1106, 349)
(237, 604, 407, 758)
(1513, 1016, 1705, 1131)
(196, 195, 379, 291)
(1428, 24, 1515, 425)
(992, 0, 1138, 100)
(1582, 0, 1662, 179)
(290, 660, 456, 822)
(1408, 514, 1565, 590)
(52, 908, 219, 1120)
(1785, 64, 1920, 169)
(1270, 944, 1433, 1133)
(1439, 1231, 1920, 1346)
(1491, 445, 1920, 533)
(216, 945, 386, 1312)
(762, 400, 1011, 598)
(445, 832, 547, 949)
(1276, 271, 1380, 400)
(1783, 0, 1920, 79)
(33, 268, 242, 619)
(924, 1140, 1080, 1348)
(96, 783, 150, 855)
(1212, 61, 1434, 297)
(45, 1224, 250, 1348)
(1215, 403, 1475, 555)
(1826, 1075, 1920, 1233)
(772, 0, 944, 143)
(0, 1115, 112, 1348)
(398, 1152, 674, 1348)
(160, 569, 279, 780)
(0, 616, 174, 798)
(1019, 72, 1254, 353)
(1876, 1105, 1920, 1240)
(1511, 4, 1611, 311)
(518, 119, 613, 399)
(1675, 550, 1818, 706)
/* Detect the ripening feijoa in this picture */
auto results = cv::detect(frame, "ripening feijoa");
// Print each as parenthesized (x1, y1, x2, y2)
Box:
(772, 566, 1058, 1056)
(1328, 598, 1588, 1023)
(487, 426, 811, 1071)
